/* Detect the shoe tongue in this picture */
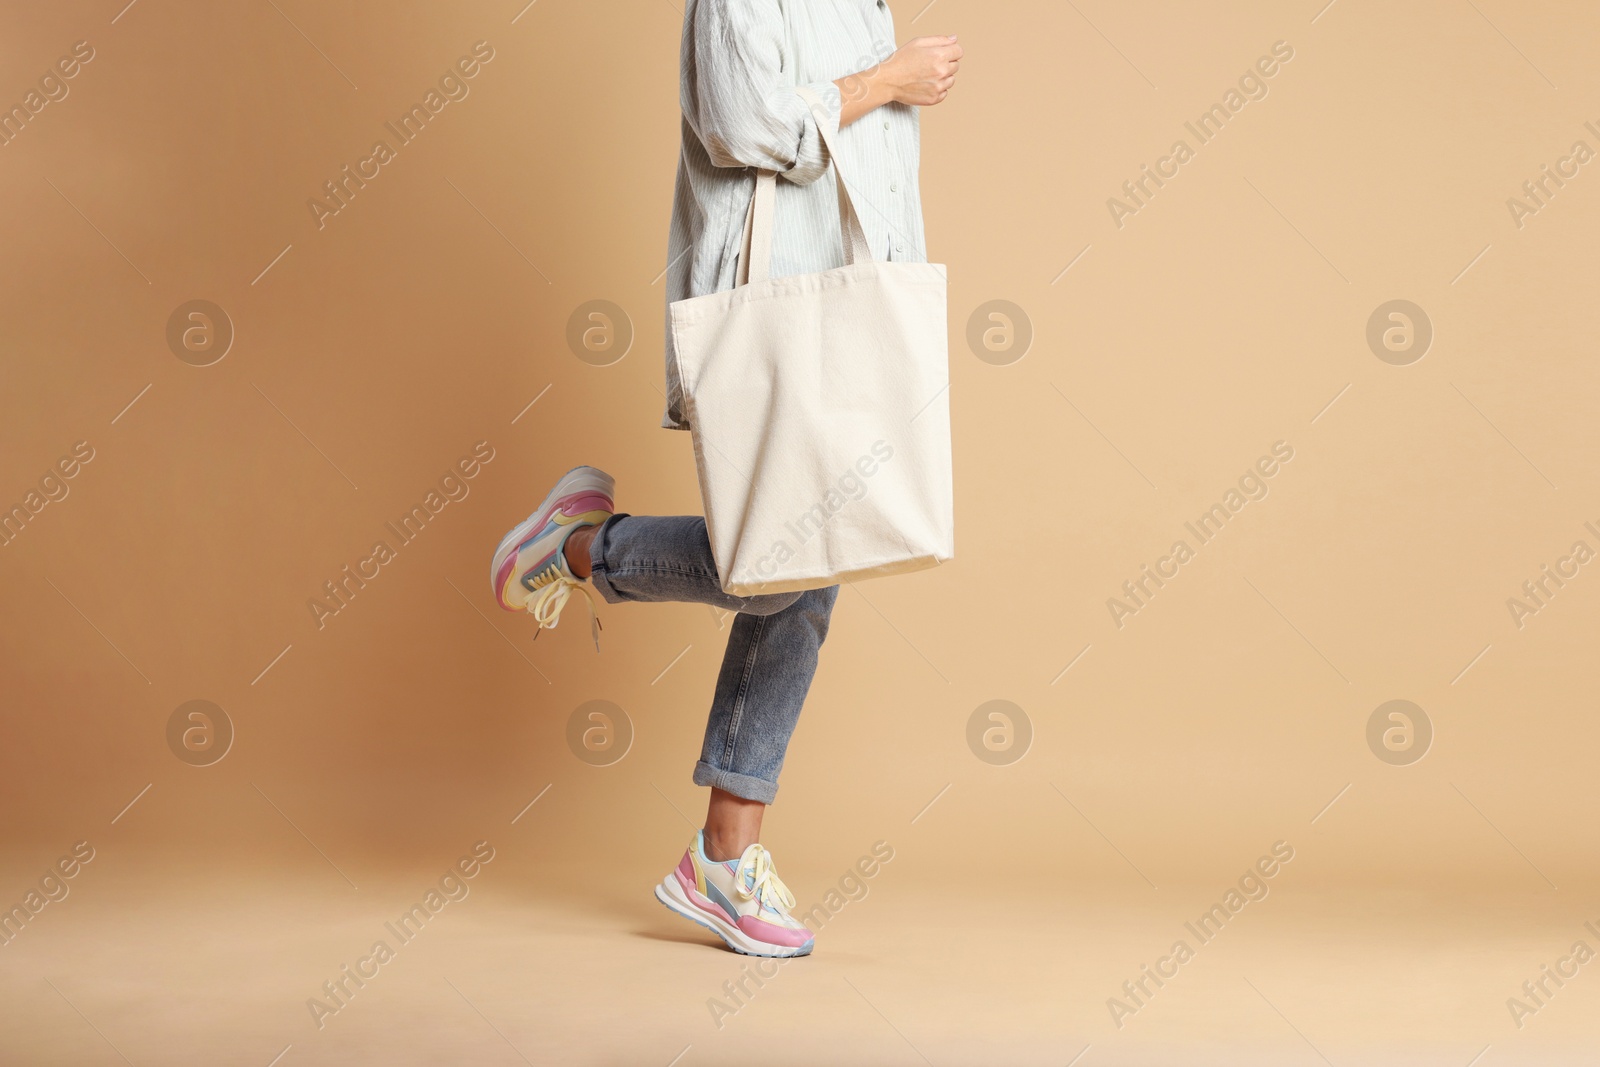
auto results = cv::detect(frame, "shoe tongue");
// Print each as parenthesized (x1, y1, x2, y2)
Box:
(735, 844, 764, 890)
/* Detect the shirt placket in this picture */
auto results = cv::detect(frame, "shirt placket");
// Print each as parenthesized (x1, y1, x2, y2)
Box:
(842, 0, 895, 261)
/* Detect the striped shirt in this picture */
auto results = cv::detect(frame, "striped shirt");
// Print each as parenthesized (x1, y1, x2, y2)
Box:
(661, 0, 927, 430)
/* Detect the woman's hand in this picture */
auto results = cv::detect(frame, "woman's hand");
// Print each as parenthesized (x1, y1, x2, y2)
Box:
(835, 35, 962, 128)
(880, 35, 963, 105)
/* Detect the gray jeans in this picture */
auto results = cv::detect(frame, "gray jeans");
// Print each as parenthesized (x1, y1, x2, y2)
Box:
(587, 514, 839, 804)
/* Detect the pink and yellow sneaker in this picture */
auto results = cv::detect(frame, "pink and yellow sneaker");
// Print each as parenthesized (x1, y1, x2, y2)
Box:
(655, 831, 815, 957)
(490, 466, 614, 642)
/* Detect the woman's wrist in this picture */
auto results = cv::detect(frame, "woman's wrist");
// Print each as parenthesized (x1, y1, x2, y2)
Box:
(835, 66, 897, 128)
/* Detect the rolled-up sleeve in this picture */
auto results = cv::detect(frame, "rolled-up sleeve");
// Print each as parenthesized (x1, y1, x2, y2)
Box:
(686, 0, 843, 185)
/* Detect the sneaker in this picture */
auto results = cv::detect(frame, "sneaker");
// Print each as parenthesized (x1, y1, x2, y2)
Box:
(490, 466, 615, 644)
(654, 831, 815, 957)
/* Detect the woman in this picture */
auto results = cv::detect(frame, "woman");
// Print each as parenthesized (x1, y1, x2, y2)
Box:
(491, 1, 960, 957)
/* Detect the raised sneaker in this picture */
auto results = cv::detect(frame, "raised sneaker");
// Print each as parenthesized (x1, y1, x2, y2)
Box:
(490, 465, 614, 644)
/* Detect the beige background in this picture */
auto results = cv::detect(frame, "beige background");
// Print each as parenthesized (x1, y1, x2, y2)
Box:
(3, 1, 1598, 1063)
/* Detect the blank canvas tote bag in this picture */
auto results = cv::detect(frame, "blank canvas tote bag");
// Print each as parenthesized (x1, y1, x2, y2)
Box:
(669, 86, 954, 597)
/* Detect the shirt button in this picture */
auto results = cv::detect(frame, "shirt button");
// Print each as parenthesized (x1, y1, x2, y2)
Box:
(894, 241, 905, 253)
(882, 120, 890, 131)
(890, 182, 898, 193)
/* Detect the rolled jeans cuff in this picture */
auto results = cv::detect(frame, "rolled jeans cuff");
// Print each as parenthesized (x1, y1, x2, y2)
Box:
(693, 760, 779, 805)
(586, 513, 627, 605)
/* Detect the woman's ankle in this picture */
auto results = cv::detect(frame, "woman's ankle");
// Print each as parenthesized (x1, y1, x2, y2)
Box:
(564, 525, 596, 579)
(702, 828, 760, 862)
(702, 787, 765, 860)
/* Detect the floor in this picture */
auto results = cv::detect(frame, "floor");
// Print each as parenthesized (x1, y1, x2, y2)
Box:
(4, 852, 1595, 1066)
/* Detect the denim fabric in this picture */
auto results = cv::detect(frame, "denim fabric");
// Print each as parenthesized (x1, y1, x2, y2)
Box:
(587, 513, 838, 804)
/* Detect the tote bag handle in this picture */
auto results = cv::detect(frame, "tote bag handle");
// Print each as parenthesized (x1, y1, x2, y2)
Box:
(736, 85, 873, 287)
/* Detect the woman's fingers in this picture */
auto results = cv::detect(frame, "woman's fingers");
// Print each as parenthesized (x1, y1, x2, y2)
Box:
(888, 34, 964, 106)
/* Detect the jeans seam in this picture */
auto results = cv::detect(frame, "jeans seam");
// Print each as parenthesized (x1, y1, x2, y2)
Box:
(720, 613, 768, 771)
(608, 562, 718, 579)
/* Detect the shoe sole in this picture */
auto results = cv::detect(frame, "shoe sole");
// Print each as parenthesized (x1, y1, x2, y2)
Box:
(490, 465, 615, 610)
(654, 875, 814, 958)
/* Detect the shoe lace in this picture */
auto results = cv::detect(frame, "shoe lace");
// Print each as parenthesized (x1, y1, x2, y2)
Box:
(526, 570, 602, 650)
(734, 844, 796, 912)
